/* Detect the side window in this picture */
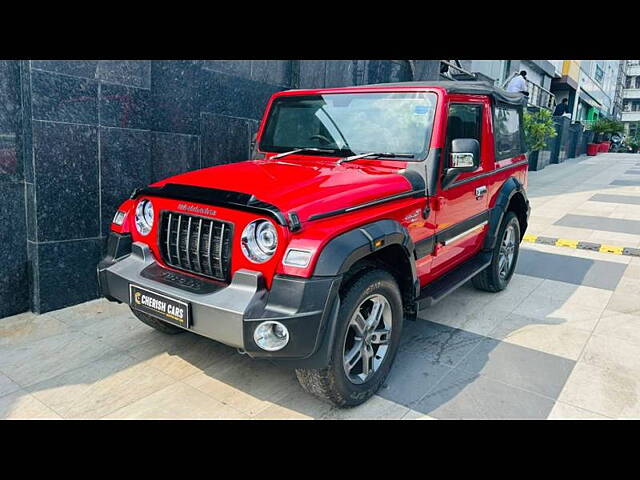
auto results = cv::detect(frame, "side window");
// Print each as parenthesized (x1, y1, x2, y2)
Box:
(445, 103, 482, 155)
(494, 105, 523, 160)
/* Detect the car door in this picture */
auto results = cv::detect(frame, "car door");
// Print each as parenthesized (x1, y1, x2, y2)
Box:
(430, 96, 492, 276)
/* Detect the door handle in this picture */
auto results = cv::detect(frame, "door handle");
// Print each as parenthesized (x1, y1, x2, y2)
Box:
(475, 186, 487, 199)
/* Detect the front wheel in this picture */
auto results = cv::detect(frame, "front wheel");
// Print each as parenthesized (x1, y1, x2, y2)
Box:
(295, 269, 403, 408)
(472, 211, 521, 292)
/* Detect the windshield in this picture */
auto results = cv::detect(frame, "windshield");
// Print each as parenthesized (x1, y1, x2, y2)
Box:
(259, 92, 437, 160)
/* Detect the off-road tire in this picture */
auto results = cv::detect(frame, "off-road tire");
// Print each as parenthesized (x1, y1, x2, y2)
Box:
(295, 269, 403, 408)
(130, 308, 185, 335)
(472, 211, 521, 292)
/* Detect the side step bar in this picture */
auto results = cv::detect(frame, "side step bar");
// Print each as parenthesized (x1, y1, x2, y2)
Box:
(417, 252, 492, 310)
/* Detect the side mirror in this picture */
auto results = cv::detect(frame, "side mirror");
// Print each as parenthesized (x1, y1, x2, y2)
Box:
(442, 138, 480, 189)
(449, 138, 480, 172)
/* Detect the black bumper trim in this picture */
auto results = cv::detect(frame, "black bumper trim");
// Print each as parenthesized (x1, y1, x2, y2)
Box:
(97, 232, 132, 301)
(97, 242, 341, 366)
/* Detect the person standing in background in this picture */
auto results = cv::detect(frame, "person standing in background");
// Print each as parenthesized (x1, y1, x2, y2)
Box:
(506, 70, 529, 97)
(553, 98, 571, 117)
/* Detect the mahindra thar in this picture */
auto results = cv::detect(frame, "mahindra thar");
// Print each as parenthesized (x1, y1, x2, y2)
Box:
(98, 81, 530, 407)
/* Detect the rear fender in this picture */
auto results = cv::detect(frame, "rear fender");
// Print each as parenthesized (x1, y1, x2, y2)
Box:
(483, 177, 530, 251)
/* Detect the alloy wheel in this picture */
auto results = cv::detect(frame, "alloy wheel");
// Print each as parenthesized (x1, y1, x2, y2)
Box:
(498, 223, 516, 280)
(342, 294, 393, 384)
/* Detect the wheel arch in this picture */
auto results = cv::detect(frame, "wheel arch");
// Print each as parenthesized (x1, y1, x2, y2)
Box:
(507, 190, 529, 237)
(313, 219, 419, 319)
(483, 176, 530, 251)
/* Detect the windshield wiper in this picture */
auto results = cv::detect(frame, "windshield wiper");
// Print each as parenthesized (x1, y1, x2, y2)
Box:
(271, 147, 344, 160)
(337, 152, 415, 165)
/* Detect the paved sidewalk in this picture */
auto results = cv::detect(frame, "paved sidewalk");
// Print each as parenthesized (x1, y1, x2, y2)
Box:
(1, 153, 639, 419)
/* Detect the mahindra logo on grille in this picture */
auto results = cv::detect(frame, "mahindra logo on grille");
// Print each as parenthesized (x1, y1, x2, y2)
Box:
(177, 203, 217, 217)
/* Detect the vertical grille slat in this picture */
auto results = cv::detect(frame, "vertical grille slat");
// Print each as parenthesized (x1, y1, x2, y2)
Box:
(166, 213, 173, 264)
(207, 220, 214, 277)
(194, 218, 203, 273)
(185, 216, 193, 270)
(218, 223, 225, 280)
(159, 211, 232, 282)
(175, 215, 182, 268)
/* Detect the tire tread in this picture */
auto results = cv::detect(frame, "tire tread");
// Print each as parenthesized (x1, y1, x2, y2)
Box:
(472, 211, 520, 293)
(295, 269, 401, 408)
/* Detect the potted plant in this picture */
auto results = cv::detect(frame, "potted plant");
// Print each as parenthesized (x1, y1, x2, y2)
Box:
(588, 118, 609, 153)
(523, 109, 558, 170)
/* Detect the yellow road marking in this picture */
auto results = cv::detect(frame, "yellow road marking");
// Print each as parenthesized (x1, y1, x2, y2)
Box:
(521, 233, 634, 257)
(599, 244, 624, 255)
(556, 238, 578, 248)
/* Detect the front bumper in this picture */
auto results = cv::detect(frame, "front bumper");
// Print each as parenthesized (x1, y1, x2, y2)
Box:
(97, 236, 341, 366)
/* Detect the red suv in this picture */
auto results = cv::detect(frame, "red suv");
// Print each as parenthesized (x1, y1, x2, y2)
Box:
(98, 81, 530, 407)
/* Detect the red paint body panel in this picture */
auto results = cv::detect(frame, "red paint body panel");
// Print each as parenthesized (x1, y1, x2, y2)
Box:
(151, 158, 415, 224)
(111, 84, 528, 292)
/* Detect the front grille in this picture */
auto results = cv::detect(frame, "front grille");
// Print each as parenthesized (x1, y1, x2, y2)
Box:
(159, 212, 232, 282)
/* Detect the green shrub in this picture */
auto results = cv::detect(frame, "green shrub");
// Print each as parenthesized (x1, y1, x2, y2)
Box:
(589, 118, 624, 140)
(605, 119, 624, 136)
(523, 109, 557, 152)
(589, 118, 609, 137)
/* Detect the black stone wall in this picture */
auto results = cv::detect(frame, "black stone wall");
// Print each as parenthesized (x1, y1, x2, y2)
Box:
(1, 59, 435, 318)
(0, 61, 27, 318)
(20, 60, 294, 314)
(551, 116, 572, 164)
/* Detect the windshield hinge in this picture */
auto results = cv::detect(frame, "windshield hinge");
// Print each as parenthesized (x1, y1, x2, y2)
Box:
(288, 212, 301, 232)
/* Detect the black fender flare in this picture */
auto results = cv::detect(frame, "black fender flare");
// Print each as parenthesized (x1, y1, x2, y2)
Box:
(483, 177, 530, 251)
(313, 219, 418, 289)
(289, 219, 418, 369)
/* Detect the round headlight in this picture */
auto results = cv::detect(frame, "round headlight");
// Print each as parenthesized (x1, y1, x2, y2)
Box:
(241, 219, 278, 263)
(134, 199, 154, 236)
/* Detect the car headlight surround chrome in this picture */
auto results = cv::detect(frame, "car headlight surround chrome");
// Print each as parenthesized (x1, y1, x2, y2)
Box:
(134, 199, 154, 236)
(241, 219, 278, 263)
(253, 321, 289, 351)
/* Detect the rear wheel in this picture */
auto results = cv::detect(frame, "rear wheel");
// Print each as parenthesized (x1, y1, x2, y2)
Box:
(472, 211, 520, 292)
(295, 269, 403, 408)
(130, 308, 185, 335)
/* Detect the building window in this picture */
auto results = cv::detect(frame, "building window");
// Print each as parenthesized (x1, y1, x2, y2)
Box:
(595, 65, 604, 84)
(622, 100, 640, 112)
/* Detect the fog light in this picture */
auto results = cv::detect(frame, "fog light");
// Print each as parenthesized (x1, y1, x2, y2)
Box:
(253, 321, 289, 351)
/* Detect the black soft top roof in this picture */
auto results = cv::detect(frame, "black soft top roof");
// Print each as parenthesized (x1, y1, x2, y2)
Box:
(358, 81, 526, 106)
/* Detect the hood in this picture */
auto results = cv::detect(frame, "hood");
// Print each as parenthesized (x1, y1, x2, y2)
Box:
(153, 157, 418, 223)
